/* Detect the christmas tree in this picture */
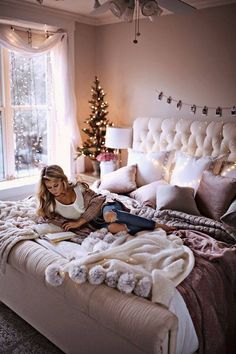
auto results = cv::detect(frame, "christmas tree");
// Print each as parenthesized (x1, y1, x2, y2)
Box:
(76, 76, 114, 160)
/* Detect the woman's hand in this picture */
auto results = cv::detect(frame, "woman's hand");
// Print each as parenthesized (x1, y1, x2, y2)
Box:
(62, 220, 81, 231)
(62, 217, 87, 231)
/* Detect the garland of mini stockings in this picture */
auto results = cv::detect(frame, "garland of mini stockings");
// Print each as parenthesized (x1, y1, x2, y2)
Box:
(156, 90, 236, 117)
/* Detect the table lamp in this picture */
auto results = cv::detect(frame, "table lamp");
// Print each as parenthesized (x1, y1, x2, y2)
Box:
(105, 126, 133, 167)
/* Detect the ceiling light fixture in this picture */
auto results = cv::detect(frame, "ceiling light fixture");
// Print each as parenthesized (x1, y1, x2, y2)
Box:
(92, 0, 163, 43)
(91, 0, 196, 43)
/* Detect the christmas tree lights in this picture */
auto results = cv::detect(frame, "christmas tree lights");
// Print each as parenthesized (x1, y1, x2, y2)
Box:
(76, 76, 114, 160)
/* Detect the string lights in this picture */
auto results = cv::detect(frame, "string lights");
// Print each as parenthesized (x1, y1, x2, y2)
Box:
(156, 89, 236, 117)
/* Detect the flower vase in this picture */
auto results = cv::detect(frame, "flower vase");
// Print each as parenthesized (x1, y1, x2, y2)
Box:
(100, 160, 117, 177)
(91, 160, 100, 177)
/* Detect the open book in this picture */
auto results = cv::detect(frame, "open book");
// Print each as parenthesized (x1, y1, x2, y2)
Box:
(43, 231, 77, 243)
(33, 224, 77, 243)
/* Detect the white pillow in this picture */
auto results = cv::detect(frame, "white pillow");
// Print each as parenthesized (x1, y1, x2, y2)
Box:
(99, 165, 137, 194)
(129, 180, 168, 208)
(127, 149, 173, 187)
(170, 152, 222, 193)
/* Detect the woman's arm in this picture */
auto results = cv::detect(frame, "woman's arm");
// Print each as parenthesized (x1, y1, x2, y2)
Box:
(62, 217, 87, 231)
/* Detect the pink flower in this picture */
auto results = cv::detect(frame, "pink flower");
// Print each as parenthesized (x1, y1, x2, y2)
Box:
(96, 152, 118, 162)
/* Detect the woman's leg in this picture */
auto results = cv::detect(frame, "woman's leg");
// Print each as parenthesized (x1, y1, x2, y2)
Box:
(103, 202, 155, 235)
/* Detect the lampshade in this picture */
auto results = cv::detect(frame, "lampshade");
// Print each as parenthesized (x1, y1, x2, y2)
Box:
(105, 127, 132, 149)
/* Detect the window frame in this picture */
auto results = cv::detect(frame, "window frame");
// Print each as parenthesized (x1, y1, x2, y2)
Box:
(0, 45, 51, 182)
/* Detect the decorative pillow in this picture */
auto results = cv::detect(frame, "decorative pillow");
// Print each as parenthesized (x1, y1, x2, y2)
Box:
(129, 180, 168, 208)
(195, 171, 236, 221)
(98, 165, 137, 194)
(156, 184, 201, 216)
(170, 152, 224, 193)
(127, 149, 173, 187)
(220, 199, 236, 228)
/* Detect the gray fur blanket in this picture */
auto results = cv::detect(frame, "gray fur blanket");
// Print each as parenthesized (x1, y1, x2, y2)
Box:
(130, 205, 236, 245)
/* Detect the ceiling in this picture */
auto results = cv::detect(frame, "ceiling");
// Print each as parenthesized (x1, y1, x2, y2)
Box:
(5, 0, 236, 25)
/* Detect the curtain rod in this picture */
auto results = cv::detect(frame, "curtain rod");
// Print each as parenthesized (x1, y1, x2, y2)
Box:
(10, 24, 64, 37)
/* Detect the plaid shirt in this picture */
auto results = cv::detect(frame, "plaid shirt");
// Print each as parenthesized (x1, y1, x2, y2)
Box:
(80, 188, 106, 222)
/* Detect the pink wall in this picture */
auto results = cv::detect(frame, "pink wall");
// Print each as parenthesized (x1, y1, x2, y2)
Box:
(75, 23, 96, 125)
(92, 3, 236, 127)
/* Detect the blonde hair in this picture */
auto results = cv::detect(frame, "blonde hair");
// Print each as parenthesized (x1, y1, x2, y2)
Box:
(37, 165, 73, 218)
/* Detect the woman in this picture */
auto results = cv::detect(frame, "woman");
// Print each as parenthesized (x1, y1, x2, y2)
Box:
(37, 165, 172, 235)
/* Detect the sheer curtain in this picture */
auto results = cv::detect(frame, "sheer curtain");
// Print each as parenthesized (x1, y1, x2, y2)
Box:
(0, 23, 82, 178)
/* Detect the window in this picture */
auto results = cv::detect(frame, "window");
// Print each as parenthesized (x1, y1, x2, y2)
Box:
(0, 45, 52, 182)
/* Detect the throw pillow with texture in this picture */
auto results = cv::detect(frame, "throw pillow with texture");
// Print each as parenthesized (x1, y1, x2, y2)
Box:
(170, 152, 224, 193)
(195, 171, 236, 221)
(156, 184, 201, 216)
(220, 199, 236, 228)
(129, 180, 168, 208)
(127, 149, 173, 187)
(98, 165, 137, 194)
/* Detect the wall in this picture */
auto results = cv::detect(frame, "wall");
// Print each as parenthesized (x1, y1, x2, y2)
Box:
(74, 22, 96, 171)
(94, 3, 236, 127)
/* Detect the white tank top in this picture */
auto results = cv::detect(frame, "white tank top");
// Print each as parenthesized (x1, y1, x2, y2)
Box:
(55, 185, 85, 220)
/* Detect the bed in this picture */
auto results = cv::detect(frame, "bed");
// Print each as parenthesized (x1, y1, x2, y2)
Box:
(0, 117, 236, 354)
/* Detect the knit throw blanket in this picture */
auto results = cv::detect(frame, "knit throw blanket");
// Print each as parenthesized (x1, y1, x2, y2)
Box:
(0, 198, 39, 273)
(96, 190, 236, 244)
(45, 230, 195, 308)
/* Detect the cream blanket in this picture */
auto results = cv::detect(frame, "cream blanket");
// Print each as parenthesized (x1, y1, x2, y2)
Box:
(0, 198, 38, 273)
(64, 230, 194, 307)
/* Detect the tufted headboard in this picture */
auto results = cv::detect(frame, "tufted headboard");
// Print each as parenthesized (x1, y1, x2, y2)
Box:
(132, 117, 236, 162)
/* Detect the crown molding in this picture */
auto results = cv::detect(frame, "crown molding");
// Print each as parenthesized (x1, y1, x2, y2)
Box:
(0, 0, 104, 26)
(2, 0, 235, 28)
(189, 0, 236, 8)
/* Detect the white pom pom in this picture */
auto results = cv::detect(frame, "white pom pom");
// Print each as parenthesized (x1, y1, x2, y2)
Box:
(68, 262, 88, 284)
(93, 240, 110, 252)
(103, 233, 116, 243)
(88, 265, 106, 285)
(105, 270, 120, 288)
(45, 264, 65, 287)
(89, 230, 104, 240)
(81, 237, 99, 252)
(117, 273, 136, 294)
(134, 277, 152, 298)
(99, 227, 108, 235)
(114, 231, 128, 237)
